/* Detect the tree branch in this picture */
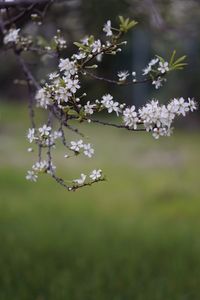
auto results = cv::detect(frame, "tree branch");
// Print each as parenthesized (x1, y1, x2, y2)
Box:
(83, 70, 151, 86)
(89, 118, 146, 131)
(0, 0, 68, 8)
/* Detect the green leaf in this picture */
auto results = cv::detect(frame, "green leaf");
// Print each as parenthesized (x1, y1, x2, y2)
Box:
(169, 50, 176, 65)
(67, 109, 79, 117)
(119, 16, 138, 32)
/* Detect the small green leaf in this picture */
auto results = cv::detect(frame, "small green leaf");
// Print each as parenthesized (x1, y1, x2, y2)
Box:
(67, 109, 79, 117)
(170, 50, 176, 65)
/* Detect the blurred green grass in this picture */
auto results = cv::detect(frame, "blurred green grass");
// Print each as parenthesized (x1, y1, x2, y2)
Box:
(0, 102, 200, 300)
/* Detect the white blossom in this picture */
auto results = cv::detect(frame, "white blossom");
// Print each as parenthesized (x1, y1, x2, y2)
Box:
(32, 160, 48, 172)
(38, 124, 51, 136)
(143, 65, 152, 75)
(107, 100, 121, 115)
(55, 86, 71, 104)
(83, 143, 94, 158)
(73, 173, 86, 185)
(152, 77, 166, 89)
(103, 20, 113, 36)
(70, 140, 84, 152)
(73, 52, 86, 60)
(4, 28, 20, 44)
(36, 88, 51, 109)
(149, 58, 159, 66)
(59, 58, 77, 76)
(84, 101, 95, 115)
(81, 36, 89, 45)
(26, 170, 38, 182)
(65, 78, 80, 94)
(158, 61, 169, 74)
(101, 94, 113, 107)
(27, 128, 35, 143)
(101, 94, 121, 115)
(123, 106, 138, 129)
(171, 97, 189, 116)
(188, 98, 197, 112)
(49, 72, 59, 80)
(152, 127, 172, 139)
(91, 40, 101, 53)
(89, 169, 102, 181)
(143, 58, 160, 76)
(53, 131, 62, 139)
(117, 71, 129, 81)
(54, 34, 67, 49)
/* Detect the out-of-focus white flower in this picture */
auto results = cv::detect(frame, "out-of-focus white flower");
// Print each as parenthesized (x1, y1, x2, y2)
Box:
(73, 173, 86, 185)
(81, 36, 89, 45)
(49, 72, 59, 80)
(149, 58, 159, 66)
(54, 34, 67, 49)
(4, 28, 20, 44)
(91, 40, 101, 53)
(27, 128, 35, 143)
(152, 77, 166, 89)
(32, 160, 48, 172)
(188, 98, 197, 112)
(26, 170, 38, 182)
(83, 143, 94, 158)
(103, 20, 113, 36)
(36, 88, 51, 109)
(53, 131, 62, 139)
(117, 71, 129, 81)
(73, 52, 86, 60)
(143, 65, 152, 75)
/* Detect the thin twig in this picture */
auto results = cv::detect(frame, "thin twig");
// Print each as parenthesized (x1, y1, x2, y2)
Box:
(89, 118, 146, 131)
(83, 70, 151, 86)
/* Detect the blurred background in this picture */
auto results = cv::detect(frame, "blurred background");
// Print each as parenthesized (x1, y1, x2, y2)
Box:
(0, 0, 200, 299)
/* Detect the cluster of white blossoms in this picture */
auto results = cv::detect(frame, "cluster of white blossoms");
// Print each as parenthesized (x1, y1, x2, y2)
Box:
(73, 169, 102, 186)
(142, 57, 170, 89)
(36, 56, 81, 110)
(53, 30, 67, 50)
(26, 160, 56, 182)
(70, 140, 94, 158)
(123, 97, 197, 138)
(27, 125, 62, 147)
(4, 16, 196, 191)
(31, 17, 197, 190)
(100, 94, 125, 116)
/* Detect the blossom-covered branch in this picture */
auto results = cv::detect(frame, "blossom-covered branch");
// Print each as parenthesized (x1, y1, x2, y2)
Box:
(1, 13, 198, 191)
